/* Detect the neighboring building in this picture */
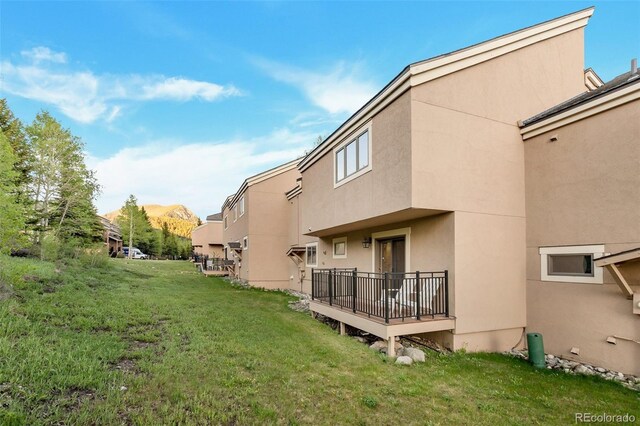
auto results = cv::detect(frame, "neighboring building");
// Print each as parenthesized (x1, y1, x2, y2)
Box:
(285, 178, 318, 294)
(191, 213, 224, 258)
(222, 159, 303, 289)
(301, 7, 595, 356)
(99, 216, 123, 256)
(520, 65, 640, 375)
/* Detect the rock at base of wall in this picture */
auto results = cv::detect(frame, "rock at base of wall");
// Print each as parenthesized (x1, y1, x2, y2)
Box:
(399, 347, 426, 363)
(395, 356, 413, 365)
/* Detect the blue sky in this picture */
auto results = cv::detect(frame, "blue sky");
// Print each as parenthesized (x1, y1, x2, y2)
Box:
(1, 1, 638, 218)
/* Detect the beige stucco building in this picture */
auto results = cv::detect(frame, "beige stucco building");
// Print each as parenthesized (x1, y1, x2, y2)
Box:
(211, 7, 638, 374)
(521, 67, 640, 375)
(191, 213, 224, 258)
(301, 7, 596, 357)
(222, 159, 308, 289)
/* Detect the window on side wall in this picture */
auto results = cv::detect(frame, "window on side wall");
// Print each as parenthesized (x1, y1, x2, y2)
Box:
(305, 243, 318, 267)
(233, 204, 238, 222)
(243, 236, 248, 250)
(224, 216, 228, 229)
(332, 237, 347, 259)
(239, 196, 245, 217)
(539, 245, 605, 284)
(334, 125, 371, 187)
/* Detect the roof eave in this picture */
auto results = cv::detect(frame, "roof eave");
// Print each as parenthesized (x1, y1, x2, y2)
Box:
(298, 6, 594, 172)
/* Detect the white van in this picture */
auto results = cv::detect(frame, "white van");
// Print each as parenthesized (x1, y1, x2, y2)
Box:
(122, 247, 148, 259)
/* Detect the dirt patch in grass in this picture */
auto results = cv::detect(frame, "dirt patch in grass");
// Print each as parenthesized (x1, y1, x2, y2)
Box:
(0, 283, 14, 301)
(129, 339, 155, 350)
(0, 383, 13, 408)
(113, 358, 140, 375)
(63, 386, 97, 411)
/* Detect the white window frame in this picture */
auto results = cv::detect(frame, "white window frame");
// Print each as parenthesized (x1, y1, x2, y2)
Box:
(333, 122, 372, 188)
(233, 204, 238, 222)
(332, 237, 347, 259)
(239, 195, 245, 217)
(539, 245, 605, 284)
(305, 242, 318, 267)
(243, 236, 248, 250)
(223, 215, 228, 229)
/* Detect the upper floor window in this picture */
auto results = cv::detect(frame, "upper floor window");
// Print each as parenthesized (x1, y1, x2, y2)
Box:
(239, 196, 245, 217)
(334, 125, 371, 187)
(224, 215, 228, 229)
(233, 204, 238, 222)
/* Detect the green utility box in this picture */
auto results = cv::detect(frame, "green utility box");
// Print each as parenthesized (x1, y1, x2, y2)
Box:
(527, 332, 545, 368)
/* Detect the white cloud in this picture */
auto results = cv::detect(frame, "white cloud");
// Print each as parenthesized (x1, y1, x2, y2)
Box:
(254, 58, 378, 115)
(1, 46, 241, 123)
(87, 129, 316, 218)
(21, 46, 67, 64)
(141, 77, 240, 101)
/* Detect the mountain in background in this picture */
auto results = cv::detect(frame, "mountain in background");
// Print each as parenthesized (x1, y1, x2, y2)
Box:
(104, 204, 201, 238)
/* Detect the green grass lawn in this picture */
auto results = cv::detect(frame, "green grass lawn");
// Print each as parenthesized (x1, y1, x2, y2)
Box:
(0, 256, 638, 425)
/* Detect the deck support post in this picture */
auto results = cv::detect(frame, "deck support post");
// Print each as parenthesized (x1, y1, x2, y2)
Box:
(387, 335, 396, 357)
(339, 322, 346, 336)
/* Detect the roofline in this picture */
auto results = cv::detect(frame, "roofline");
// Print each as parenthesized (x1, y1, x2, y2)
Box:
(298, 6, 594, 172)
(192, 223, 207, 232)
(285, 185, 302, 200)
(584, 67, 604, 89)
(520, 77, 640, 140)
(221, 158, 302, 212)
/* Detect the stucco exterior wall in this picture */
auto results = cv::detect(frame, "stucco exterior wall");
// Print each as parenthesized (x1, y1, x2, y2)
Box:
(286, 193, 318, 293)
(301, 91, 413, 235)
(452, 211, 527, 335)
(410, 27, 587, 217)
(524, 100, 640, 375)
(191, 221, 224, 257)
(223, 167, 302, 289)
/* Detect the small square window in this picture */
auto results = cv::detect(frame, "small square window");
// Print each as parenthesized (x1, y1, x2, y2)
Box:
(332, 237, 347, 259)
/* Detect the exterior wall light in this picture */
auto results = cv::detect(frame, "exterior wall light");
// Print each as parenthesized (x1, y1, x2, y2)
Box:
(362, 237, 372, 249)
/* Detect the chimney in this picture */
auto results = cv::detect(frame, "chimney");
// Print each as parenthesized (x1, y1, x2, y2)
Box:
(632, 58, 638, 74)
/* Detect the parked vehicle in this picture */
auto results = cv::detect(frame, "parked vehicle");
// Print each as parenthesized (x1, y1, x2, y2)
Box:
(122, 247, 148, 259)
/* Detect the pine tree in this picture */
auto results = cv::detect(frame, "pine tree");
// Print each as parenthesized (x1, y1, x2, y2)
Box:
(0, 99, 31, 208)
(0, 131, 26, 254)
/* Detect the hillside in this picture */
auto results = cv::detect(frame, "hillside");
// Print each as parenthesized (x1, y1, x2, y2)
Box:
(104, 204, 200, 238)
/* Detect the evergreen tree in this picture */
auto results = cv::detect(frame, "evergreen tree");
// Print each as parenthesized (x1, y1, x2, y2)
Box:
(26, 111, 101, 255)
(0, 131, 26, 254)
(0, 99, 31, 208)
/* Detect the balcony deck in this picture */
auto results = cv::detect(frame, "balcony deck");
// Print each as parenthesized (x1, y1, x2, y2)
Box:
(310, 269, 455, 355)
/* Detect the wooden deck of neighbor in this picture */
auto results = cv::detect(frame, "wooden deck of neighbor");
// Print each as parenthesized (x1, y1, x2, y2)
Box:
(202, 270, 230, 277)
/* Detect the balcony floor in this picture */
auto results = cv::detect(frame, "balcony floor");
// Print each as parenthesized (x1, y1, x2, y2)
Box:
(309, 299, 455, 341)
